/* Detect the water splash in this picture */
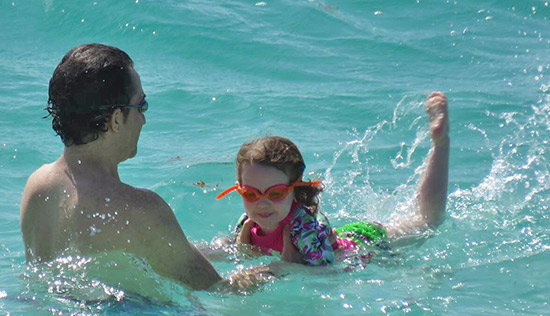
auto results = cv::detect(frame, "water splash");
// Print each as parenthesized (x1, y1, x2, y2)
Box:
(324, 95, 427, 223)
(447, 94, 550, 269)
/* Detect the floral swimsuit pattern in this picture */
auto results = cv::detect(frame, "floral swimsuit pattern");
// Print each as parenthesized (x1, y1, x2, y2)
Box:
(235, 203, 334, 265)
(235, 203, 387, 266)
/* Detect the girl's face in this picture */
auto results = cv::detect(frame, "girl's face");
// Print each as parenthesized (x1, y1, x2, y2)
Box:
(240, 162, 294, 234)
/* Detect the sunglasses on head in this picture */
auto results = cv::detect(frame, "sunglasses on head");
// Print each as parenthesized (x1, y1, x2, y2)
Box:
(216, 180, 322, 202)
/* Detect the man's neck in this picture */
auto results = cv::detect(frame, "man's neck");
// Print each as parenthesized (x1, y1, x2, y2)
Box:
(61, 141, 122, 181)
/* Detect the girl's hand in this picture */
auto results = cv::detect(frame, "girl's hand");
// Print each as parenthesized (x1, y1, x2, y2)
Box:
(281, 224, 305, 264)
(237, 218, 255, 244)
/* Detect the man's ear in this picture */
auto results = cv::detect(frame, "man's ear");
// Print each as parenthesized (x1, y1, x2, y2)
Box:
(107, 108, 123, 133)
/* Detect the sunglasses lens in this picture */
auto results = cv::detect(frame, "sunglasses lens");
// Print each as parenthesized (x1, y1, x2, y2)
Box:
(140, 100, 148, 113)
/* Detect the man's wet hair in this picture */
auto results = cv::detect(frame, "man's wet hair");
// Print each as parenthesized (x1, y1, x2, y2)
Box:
(46, 43, 135, 146)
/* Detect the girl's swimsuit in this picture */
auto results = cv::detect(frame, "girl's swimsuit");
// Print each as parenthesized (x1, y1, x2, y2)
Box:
(235, 202, 387, 266)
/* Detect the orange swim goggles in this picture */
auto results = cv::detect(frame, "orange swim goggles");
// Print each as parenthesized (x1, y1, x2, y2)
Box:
(216, 180, 322, 202)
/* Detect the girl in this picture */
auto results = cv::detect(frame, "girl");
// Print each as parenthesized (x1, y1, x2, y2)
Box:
(217, 92, 450, 266)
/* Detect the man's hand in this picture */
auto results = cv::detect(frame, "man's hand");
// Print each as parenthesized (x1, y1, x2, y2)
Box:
(215, 265, 275, 294)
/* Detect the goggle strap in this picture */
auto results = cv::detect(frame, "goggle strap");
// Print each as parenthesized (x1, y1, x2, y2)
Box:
(293, 180, 323, 188)
(216, 184, 239, 200)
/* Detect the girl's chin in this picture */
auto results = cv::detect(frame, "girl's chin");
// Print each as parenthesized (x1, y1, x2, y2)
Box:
(255, 221, 278, 234)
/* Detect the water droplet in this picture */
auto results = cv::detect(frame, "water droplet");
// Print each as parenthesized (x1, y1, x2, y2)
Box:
(89, 225, 101, 236)
(44, 197, 49, 201)
(126, 220, 130, 225)
(104, 197, 111, 202)
(77, 160, 82, 165)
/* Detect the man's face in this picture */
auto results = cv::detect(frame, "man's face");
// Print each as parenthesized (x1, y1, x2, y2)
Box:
(121, 67, 146, 159)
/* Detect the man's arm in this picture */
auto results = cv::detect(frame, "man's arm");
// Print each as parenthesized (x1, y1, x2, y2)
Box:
(20, 166, 60, 263)
(132, 190, 223, 290)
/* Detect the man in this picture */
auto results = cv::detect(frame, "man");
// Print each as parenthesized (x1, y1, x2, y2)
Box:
(20, 43, 224, 291)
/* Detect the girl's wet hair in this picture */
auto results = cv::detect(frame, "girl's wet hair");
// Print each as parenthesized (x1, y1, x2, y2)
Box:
(236, 136, 322, 212)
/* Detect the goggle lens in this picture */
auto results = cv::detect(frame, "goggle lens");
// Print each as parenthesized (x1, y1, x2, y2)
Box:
(216, 180, 322, 201)
(239, 185, 289, 202)
(267, 188, 287, 201)
(241, 189, 261, 202)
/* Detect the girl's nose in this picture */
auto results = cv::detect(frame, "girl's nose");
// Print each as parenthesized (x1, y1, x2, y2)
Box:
(256, 197, 271, 207)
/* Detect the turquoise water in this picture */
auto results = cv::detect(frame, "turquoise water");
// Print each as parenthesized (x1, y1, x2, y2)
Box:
(1, 0, 550, 314)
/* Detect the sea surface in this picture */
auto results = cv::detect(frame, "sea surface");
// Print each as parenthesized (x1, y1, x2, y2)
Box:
(1, 0, 549, 315)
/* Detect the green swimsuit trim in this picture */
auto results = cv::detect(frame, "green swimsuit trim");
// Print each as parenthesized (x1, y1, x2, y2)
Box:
(334, 222, 387, 245)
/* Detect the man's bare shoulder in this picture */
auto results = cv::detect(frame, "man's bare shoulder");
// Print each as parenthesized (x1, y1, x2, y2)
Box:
(21, 162, 65, 215)
(23, 162, 62, 192)
(114, 184, 173, 218)
(95, 183, 181, 243)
